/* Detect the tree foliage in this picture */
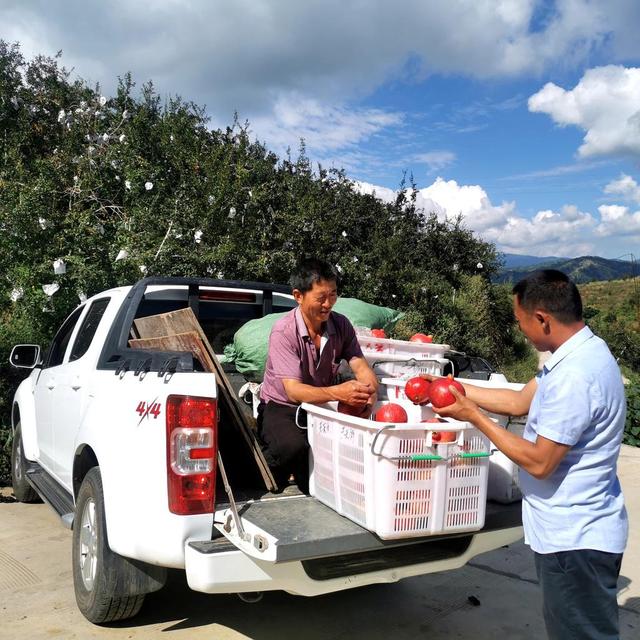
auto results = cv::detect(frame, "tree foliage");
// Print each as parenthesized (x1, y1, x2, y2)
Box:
(0, 42, 518, 426)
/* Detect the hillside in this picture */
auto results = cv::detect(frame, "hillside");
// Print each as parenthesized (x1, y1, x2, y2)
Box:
(501, 253, 565, 269)
(580, 278, 640, 332)
(495, 255, 637, 284)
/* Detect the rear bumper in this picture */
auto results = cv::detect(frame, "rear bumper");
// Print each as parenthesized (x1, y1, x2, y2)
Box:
(184, 524, 523, 596)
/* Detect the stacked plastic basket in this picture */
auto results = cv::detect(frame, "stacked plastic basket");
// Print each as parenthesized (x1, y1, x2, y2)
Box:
(357, 333, 451, 378)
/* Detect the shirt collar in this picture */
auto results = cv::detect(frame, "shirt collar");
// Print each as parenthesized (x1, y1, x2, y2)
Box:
(542, 325, 593, 374)
(294, 307, 336, 340)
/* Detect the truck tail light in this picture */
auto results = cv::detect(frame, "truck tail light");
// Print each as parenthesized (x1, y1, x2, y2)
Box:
(166, 395, 217, 515)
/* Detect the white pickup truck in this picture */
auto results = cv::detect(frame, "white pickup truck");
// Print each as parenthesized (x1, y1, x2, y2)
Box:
(9, 277, 523, 624)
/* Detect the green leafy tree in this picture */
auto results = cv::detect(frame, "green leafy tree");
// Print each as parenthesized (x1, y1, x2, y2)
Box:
(623, 376, 640, 447)
(0, 41, 510, 431)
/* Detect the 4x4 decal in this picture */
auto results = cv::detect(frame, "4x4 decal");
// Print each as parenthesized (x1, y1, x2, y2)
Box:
(136, 399, 161, 424)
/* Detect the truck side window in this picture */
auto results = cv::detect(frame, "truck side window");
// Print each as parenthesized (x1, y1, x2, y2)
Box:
(69, 298, 111, 362)
(44, 306, 85, 368)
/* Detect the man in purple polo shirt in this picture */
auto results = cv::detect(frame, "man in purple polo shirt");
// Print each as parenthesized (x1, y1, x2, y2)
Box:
(258, 258, 378, 492)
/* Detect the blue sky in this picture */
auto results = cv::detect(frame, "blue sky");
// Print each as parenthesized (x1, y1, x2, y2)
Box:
(2, 0, 640, 259)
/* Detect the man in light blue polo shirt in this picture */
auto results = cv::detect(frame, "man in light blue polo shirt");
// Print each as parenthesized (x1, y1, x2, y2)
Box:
(433, 270, 628, 639)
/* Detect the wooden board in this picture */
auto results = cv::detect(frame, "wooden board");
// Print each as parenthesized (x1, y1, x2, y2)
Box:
(129, 331, 214, 371)
(132, 307, 276, 491)
(134, 308, 207, 340)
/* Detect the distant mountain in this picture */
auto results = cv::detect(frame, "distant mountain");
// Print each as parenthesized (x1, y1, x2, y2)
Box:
(495, 255, 637, 285)
(501, 253, 566, 269)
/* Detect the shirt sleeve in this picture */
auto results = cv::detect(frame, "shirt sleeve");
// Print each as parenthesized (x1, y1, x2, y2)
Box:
(534, 369, 594, 446)
(267, 327, 303, 381)
(339, 317, 364, 362)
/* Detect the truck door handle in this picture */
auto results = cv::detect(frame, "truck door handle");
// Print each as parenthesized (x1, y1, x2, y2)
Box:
(71, 377, 82, 391)
(46, 381, 56, 390)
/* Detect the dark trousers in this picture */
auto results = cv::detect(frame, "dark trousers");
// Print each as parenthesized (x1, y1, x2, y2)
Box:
(534, 549, 623, 640)
(257, 401, 309, 493)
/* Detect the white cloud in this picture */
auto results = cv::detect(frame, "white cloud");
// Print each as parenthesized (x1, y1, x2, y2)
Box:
(355, 178, 599, 256)
(415, 177, 515, 231)
(596, 204, 640, 237)
(356, 176, 516, 236)
(4, 1, 639, 120)
(502, 159, 615, 181)
(604, 174, 640, 204)
(250, 94, 402, 156)
(4, 1, 640, 178)
(596, 173, 640, 238)
(487, 205, 596, 255)
(354, 181, 397, 204)
(412, 151, 456, 173)
(528, 65, 640, 158)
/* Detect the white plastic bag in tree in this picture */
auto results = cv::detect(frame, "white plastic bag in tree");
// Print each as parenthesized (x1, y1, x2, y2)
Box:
(42, 283, 60, 297)
(53, 258, 66, 275)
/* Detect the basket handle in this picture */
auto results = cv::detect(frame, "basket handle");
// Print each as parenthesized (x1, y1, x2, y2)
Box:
(372, 356, 452, 372)
(370, 424, 396, 457)
(295, 405, 307, 430)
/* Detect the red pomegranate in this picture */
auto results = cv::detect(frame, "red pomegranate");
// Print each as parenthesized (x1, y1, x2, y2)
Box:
(429, 375, 465, 408)
(371, 328, 387, 339)
(409, 333, 433, 343)
(432, 431, 458, 443)
(374, 403, 408, 423)
(337, 401, 368, 417)
(404, 377, 431, 405)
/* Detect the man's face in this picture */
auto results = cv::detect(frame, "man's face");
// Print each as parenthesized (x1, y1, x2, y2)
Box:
(294, 278, 338, 329)
(513, 295, 550, 352)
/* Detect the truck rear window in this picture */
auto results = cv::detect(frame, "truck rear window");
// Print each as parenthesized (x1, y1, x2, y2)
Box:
(134, 298, 294, 353)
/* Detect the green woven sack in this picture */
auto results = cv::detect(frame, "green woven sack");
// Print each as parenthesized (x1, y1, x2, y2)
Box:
(333, 297, 404, 333)
(222, 311, 288, 382)
(223, 299, 403, 381)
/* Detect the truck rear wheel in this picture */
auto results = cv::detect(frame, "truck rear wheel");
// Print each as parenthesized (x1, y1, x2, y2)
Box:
(72, 467, 145, 623)
(11, 424, 40, 503)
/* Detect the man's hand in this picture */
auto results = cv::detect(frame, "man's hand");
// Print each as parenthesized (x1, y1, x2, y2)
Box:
(335, 380, 375, 407)
(361, 389, 377, 417)
(433, 385, 482, 423)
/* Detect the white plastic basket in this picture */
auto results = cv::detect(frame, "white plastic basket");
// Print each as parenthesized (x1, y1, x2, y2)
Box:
(304, 402, 490, 539)
(363, 352, 450, 378)
(460, 377, 526, 504)
(380, 377, 425, 402)
(376, 378, 432, 422)
(357, 335, 450, 359)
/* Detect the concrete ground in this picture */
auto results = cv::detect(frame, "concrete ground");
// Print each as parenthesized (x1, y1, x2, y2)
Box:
(1, 445, 639, 640)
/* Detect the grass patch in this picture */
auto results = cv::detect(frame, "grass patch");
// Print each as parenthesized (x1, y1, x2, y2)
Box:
(499, 350, 538, 384)
(580, 278, 640, 332)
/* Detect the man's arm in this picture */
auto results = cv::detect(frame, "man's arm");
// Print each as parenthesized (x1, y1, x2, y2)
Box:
(423, 374, 537, 417)
(436, 387, 570, 479)
(349, 356, 378, 393)
(464, 377, 537, 417)
(282, 377, 374, 405)
(348, 356, 378, 413)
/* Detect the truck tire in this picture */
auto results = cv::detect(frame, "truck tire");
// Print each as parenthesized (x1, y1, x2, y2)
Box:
(72, 467, 145, 623)
(11, 424, 40, 503)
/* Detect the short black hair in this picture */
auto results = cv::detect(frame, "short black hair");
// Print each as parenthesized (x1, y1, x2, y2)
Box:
(512, 269, 582, 323)
(290, 258, 338, 293)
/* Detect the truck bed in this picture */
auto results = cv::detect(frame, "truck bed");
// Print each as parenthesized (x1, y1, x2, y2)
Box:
(201, 494, 522, 564)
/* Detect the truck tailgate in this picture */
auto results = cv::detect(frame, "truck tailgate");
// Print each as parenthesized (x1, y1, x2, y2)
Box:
(209, 495, 522, 564)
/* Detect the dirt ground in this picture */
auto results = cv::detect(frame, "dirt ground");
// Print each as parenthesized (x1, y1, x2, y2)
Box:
(1, 445, 639, 639)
